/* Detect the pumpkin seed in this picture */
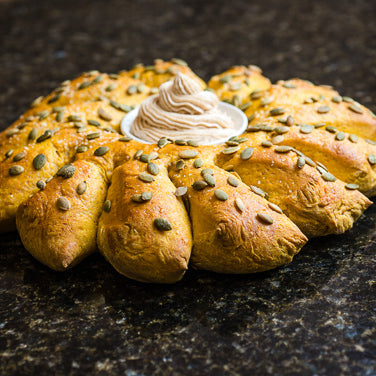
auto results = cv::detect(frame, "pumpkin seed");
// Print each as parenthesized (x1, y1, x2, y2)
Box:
(178, 150, 199, 159)
(286, 115, 295, 126)
(234, 198, 245, 212)
(314, 123, 326, 128)
(345, 183, 359, 190)
(335, 132, 345, 141)
(322, 172, 337, 182)
(57, 197, 71, 211)
(30, 96, 43, 108)
(230, 82, 241, 91)
(103, 200, 112, 213)
(316, 165, 327, 175)
(33, 154, 47, 170)
(349, 134, 358, 143)
(154, 218, 172, 231)
(187, 140, 199, 147)
(271, 135, 284, 144)
(139, 154, 149, 163)
(325, 126, 337, 133)
(78, 81, 91, 90)
(219, 75, 232, 84)
(36, 180, 46, 190)
(365, 139, 376, 145)
(239, 102, 252, 111)
(317, 105, 330, 114)
(88, 119, 101, 127)
(270, 107, 285, 116)
(92, 74, 104, 84)
(348, 103, 363, 114)
(48, 94, 60, 104)
(141, 192, 153, 201)
(76, 181, 87, 195)
(158, 138, 168, 148)
(175, 159, 185, 171)
(175, 139, 187, 146)
(118, 136, 131, 142)
(6, 128, 19, 138)
(203, 174, 216, 187)
(283, 82, 296, 89)
(192, 180, 208, 191)
(343, 96, 354, 103)
(9, 165, 24, 176)
(134, 150, 143, 159)
(222, 145, 240, 154)
(250, 185, 266, 197)
(193, 158, 203, 168)
(250, 90, 263, 100)
(257, 212, 273, 224)
(201, 168, 214, 176)
(13, 151, 26, 162)
(138, 172, 155, 183)
(56, 164, 76, 179)
(227, 175, 239, 187)
(332, 95, 342, 103)
(148, 152, 158, 161)
(38, 110, 49, 120)
(137, 83, 145, 93)
(261, 141, 273, 147)
(268, 202, 283, 214)
(260, 97, 273, 106)
(274, 145, 293, 153)
(98, 108, 112, 121)
(274, 126, 290, 134)
(226, 140, 239, 146)
(297, 156, 306, 168)
(77, 145, 88, 153)
(106, 83, 118, 92)
(304, 156, 316, 167)
(127, 85, 137, 95)
(248, 114, 256, 122)
(300, 124, 314, 134)
(36, 130, 52, 143)
(368, 154, 376, 165)
(94, 146, 109, 156)
(5, 149, 14, 158)
(240, 147, 254, 160)
(131, 194, 143, 203)
(175, 186, 188, 197)
(68, 115, 82, 122)
(171, 58, 188, 66)
(147, 162, 159, 175)
(86, 132, 101, 140)
(214, 189, 228, 201)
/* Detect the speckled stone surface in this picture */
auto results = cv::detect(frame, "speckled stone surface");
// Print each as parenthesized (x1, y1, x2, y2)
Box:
(0, 0, 376, 375)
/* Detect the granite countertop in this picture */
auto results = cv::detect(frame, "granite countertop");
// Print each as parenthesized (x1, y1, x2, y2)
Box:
(0, 0, 376, 375)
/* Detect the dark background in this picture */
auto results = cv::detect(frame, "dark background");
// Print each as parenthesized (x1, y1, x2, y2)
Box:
(0, 0, 376, 375)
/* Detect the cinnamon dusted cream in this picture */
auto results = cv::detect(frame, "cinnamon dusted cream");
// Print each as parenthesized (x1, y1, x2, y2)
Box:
(130, 72, 237, 143)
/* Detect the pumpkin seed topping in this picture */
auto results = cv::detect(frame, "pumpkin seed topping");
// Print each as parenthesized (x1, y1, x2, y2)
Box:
(86, 132, 101, 140)
(171, 58, 188, 66)
(103, 200, 112, 213)
(57, 164, 76, 179)
(118, 136, 131, 142)
(250, 185, 266, 197)
(186, 140, 199, 147)
(317, 105, 330, 114)
(214, 189, 228, 201)
(283, 82, 296, 89)
(98, 108, 112, 121)
(219, 75, 232, 84)
(335, 132, 346, 141)
(139, 154, 149, 163)
(201, 168, 214, 176)
(141, 192, 153, 201)
(5, 128, 19, 138)
(332, 95, 342, 103)
(88, 119, 101, 127)
(30, 96, 43, 108)
(239, 102, 252, 111)
(322, 172, 337, 182)
(106, 83, 118, 92)
(77, 145, 88, 153)
(365, 139, 376, 145)
(250, 89, 263, 100)
(257, 213, 274, 224)
(56, 111, 64, 122)
(193, 158, 203, 168)
(348, 103, 363, 114)
(36, 130, 53, 143)
(222, 145, 240, 154)
(345, 183, 359, 190)
(325, 126, 337, 133)
(138, 172, 155, 183)
(147, 162, 159, 175)
(134, 150, 143, 159)
(68, 115, 82, 122)
(314, 122, 326, 128)
(76, 181, 87, 195)
(343, 96, 354, 103)
(300, 124, 314, 134)
(175, 186, 188, 197)
(368, 154, 376, 165)
(78, 81, 91, 90)
(57, 197, 71, 211)
(227, 175, 239, 187)
(261, 141, 273, 147)
(235, 198, 245, 212)
(271, 135, 284, 144)
(154, 218, 173, 231)
(13, 152, 26, 162)
(5, 149, 14, 158)
(37, 110, 49, 120)
(270, 107, 285, 116)
(92, 74, 104, 84)
(240, 147, 254, 160)
(131, 194, 143, 203)
(260, 97, 273, 106)
(286, 115, 295, 127)
(9, 165, 24, 176)
(36, 180, 46, 190)
(179, 150, 199, 159)
(274, 145, 293, 153)
(192, 180, 208, 191)
(127, 85, 137, 95)
(203, 174, 216, 187)
(158, 138, 168, 148)
(268, 202, 283, 214)
(230, 82, 241, 91)
(175, 159, 185, 171)
(94, 146, 109, 156)
(304, 156, 316, 167)
(349, 134, 358, 143)
(274, 126, 290, 134)
(175, 139, 187, 145)
(33, 154, 47, 170)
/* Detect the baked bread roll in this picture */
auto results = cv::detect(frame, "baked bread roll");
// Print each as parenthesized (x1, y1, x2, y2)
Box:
(0, 60, 373, 283)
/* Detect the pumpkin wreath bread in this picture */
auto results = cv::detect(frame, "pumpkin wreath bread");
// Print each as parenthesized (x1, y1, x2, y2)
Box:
(1, 58, 375, 283)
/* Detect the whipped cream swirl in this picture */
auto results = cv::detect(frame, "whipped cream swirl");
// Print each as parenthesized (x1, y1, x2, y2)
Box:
(130, 72, 236, 143)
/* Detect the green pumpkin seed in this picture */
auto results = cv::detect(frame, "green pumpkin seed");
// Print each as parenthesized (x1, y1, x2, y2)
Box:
(271, 135, 284, 144)
(9, 165, 24, 176)
(193, 158, 203, 168)
(78, 81, 91, 90)
(268, 202, 283, 214)
(171, 58, 188, 66)
(250, 185, 266, 197)
(201, 168, 214, 176)
(103, 200, 112, 213)
(5, 149, 14, 158)
(175, 159, 185, 171)
(98, 108, 112, 121)
(345, 183, 359, 190)
(33, 154, 47, 170)
(88, 119, 101, 127)
(147, 162, 159, 175)
(86, 132, 101, 140)
(94, 146, 109, 156)
(343, 96, 354, 103)
(230, 82, 241, 91)
(48, 94, 60, 104)
(92, 74, 104, 84)
(139, 154, 149, 163)
(154, 218, 172, 231)
(106, 83, 118, 92)
(13, 151, 26, 162)
(141, 192, 153, 201)
(234, 198, 245, 212)
(56, 164, 76, 179)
(179, 150, 199, 159)
(28, 128, 38, 140)
(283, 82, 296, 89)
(138, 172, 155, 183)
(274, 145, 293, 153)
(192, 180, 208, 191)
(240, 147, 254, 160)
(131, 194, 143, 203)
(317, 105, 330, 114)
(322, 172, 337, 182)
(118, 136, 131, 142)
(68, 115, 82, 122)
(36, 130, 52, 143)
(325, 126, 337, 133)
(6, 128, 19, 138)
(365, 139, 376, 145)
(270, 107, 285, 116)
(295, 156, 305, 168)
(257, 212, 273, 224)
(222, 145, 240, 154)
(348, 103, 363, 114)
(314, 123, 326, 128)
(261, 141, 272, 147)
(175, 186, 188, 197)
(158, 138, 168, 148)
(187, 140, 199, 147)
(335, 132, 345, 141)
(30, 96, 43, 108)
(274, 126, 290, 134)
(134, 150, 143, 159)
(300, 124, 314, 134)
(77, 145, 88, 153)
(38, 110, 49, 120)
(175, 139, 187, 145)
(227, 175, 239, 187)
(239, 102, 252, 111)
(349, 134, 358, 143)
(214, 189, 228, 201)
(76, 181, 87, 195)
(248, 114, 256, 122)
(203, 174, 216, 187)
(260, 97, 273, 106)
(332, 95, 342, 103)
(36, 180, 46, 190)
(368, 154, 376, 165)
(127, 85, 137, 95)
(304, 156, 316, 167)
(286, 115, 295, 126)
(57, 197, 71, 211)
(219, 75, 232, 84)
(250, 90, 263, 100)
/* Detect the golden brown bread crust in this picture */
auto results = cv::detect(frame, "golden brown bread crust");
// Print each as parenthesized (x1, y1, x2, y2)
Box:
(0, 60, 373, 283)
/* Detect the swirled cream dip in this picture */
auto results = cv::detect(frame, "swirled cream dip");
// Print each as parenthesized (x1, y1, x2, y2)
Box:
(130, 72, 237, 143)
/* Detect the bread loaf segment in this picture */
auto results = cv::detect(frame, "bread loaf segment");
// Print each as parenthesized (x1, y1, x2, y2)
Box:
(97, 160, 192, 283)
(217, 145, 372, 237)
(169, 159, 307, 273)
(16, 160, 108, 270)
